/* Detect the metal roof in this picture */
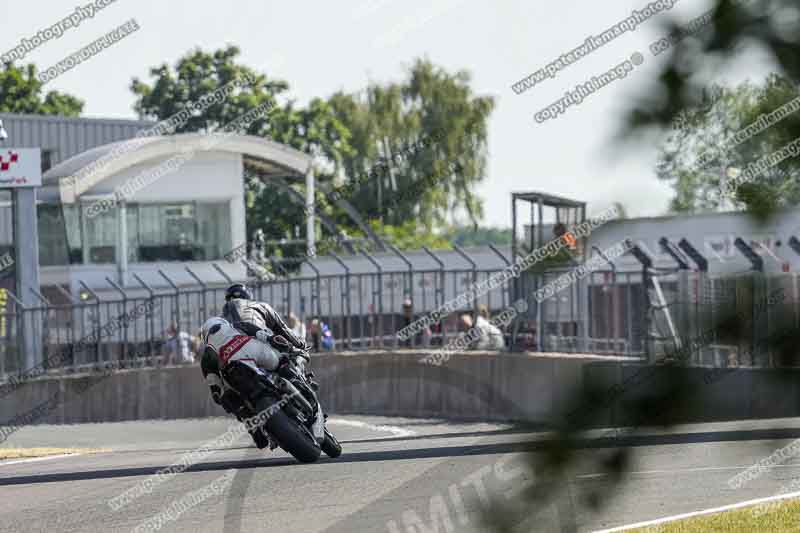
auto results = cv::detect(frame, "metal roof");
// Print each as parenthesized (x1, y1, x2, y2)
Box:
(43, 133, 314, 203)
(0, 112, 154, 168)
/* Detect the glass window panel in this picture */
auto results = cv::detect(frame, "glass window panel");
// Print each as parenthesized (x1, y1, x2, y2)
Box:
(85, 201, 234, 264)
(0, 191, 13, 292)
(84, 202, 116, 264)
(136, 203, 198, 262)
(196, 202, 230, 261)
(63, 204, 82, 264)
(126, 205, 139, 263)
(37, 205, 71, 266)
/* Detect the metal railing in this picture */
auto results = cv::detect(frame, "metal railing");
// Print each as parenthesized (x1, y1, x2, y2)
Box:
(2, 248, 795, 378)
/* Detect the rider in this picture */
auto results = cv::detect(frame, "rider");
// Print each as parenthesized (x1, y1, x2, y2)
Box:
(221, 284, 308, 352)
(200, 284, 316, 448)
(220, 284, 317, 387)
(199, 316, 284, 449)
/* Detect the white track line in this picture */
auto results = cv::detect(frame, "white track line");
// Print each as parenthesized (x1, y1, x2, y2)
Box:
(593, 489, 800, 532)
(0, 453, 81, 466)
(327, 419, 416, 438)
(576, 462, 800, 479)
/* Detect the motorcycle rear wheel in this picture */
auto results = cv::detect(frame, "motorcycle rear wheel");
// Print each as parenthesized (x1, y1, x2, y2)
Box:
(259, 400, 321, 463)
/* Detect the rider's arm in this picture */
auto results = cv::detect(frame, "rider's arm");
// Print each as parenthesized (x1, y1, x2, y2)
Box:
(256, 303, 306, 350)
(201, 345, 250, 415)
(200, 346, 224, 401)
(231, 321, 263, 337)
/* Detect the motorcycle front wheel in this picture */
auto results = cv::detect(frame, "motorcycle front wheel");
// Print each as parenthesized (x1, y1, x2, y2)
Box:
(321, 428, 342, 458)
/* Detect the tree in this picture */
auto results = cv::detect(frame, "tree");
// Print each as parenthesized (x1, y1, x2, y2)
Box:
(657, 76, 800, 215)
(131, 45, 285, 135)
(0, 63, 83, 116)
(130, 49, 494, 254)
(327, 58, 494, 230)
(130, 46, 355, 251)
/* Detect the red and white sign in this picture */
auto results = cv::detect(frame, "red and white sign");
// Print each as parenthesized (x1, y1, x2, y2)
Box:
(0, 148, 41, 188)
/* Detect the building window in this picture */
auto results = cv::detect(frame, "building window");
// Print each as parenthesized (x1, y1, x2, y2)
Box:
(38, 204, 73, 266)
(63, 204, 82, 264)
(84, 203, 117, 264)
(36, 201, 232, 265)
(133, 202, 230, 262)
(41, 150, 56, 173)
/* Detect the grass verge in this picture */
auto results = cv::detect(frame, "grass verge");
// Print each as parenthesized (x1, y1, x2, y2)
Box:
(629, 496, 800, 532)
(0, 447, 107, 460)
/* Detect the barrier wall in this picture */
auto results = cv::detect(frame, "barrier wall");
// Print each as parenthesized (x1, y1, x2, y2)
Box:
(0, 351, 795, 429)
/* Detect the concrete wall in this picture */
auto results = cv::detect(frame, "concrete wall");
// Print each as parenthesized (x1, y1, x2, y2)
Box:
(1, 351, 797, 429)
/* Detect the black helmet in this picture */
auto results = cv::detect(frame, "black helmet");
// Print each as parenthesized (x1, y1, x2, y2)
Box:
(225, 284, 252, 301)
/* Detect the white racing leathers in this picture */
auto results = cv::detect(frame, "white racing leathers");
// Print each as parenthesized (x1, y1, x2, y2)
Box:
(203, 320, 283, 394)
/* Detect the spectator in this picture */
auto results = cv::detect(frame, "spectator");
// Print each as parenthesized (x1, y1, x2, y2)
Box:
(251, 228, 266, 263)
(459, 313, 473, 332)
(308, 317, 321, 351)
(474, 304, 505, 350)
(163, 323, 196, 365)
(457, 313, 477, 350)
(288, 312, 307, 346)
(402, 297, 414, 347)
(420, 325, 433, 348)
(321, 321, 336, 351)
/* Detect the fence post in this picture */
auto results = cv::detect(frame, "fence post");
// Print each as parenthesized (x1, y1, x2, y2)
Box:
(79, 281, 101, 365)
(28, 290, 49, 364)
(303, 259, 322, 319)
(186, 267, 208, 342)
(212, 263, 235, 284)
(330, 254, 352, 349)
(360, 250, 383, 348)
(105, 277, 128, 361)
(389, 245, 414, 347)
(488, 244, 511, 307)
(133, 273, 156, 360)
(158, 270, 181, 336)
(0, 289, 23, 376)
(453, 245, 478, 318)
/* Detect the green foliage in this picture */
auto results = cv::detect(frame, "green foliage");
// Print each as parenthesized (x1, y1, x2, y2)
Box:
(129, 48, 494, 251)
(342, 219, 451, 251)
(0, 63, 83, 116)
(130, 45, 285, 135)
(487, 1, 800, 530)
(639, 1, 800, 218)
(657, 77, 800, 214)
(444, 226, 512, 248)
(130, 46, 355, 247)
(327, 58, 494, 229)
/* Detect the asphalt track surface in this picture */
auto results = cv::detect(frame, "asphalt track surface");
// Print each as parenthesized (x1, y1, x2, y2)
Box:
(2, 416, 800, 532)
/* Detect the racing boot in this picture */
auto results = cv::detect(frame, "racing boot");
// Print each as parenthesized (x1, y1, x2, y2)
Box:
(249, 427, 270, 449)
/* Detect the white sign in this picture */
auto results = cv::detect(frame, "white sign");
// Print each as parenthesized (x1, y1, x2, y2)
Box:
(0, 148, 41, 188)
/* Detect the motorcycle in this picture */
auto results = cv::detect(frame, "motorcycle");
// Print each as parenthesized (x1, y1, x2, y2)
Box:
(221, 347, 341, 463)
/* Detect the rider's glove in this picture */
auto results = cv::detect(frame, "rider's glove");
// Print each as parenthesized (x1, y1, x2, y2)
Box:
(255, 330, 272, 344)
(269, 334, 292, 353)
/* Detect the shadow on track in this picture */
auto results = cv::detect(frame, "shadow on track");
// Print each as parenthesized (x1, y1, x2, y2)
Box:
(7, 425, 800, 487)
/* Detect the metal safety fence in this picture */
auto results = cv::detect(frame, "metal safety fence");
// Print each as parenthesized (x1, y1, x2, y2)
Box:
(521, 266, 800, 367)
(2, 252, 797, 378)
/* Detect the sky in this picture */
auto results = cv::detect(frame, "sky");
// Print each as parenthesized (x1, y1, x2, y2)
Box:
(0, 0, 778, 228)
